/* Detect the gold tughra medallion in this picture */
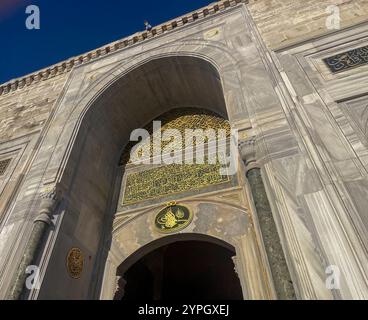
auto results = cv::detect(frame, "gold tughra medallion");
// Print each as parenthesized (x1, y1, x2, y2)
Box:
(155, 202, 193, 233)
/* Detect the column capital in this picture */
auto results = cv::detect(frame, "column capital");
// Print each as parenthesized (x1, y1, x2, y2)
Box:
(238, 136, 260, 173)
(34, 183, 62, 224)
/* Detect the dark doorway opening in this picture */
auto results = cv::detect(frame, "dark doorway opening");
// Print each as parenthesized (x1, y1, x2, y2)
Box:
(115, 240, 243, 300)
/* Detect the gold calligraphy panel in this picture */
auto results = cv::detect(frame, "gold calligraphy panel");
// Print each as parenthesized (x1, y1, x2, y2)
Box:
(120, 108, 230, 165)
(122, 163, 230, 205)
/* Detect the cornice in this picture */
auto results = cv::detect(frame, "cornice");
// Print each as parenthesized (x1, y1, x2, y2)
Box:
(0, 0, 247, 97)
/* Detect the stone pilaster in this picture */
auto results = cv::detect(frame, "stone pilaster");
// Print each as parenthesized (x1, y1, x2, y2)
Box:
(7, 184, 61, 300)
(239, 137, 296, 300)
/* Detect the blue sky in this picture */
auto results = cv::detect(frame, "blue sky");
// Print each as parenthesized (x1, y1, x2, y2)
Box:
(0, 0, 212, 84)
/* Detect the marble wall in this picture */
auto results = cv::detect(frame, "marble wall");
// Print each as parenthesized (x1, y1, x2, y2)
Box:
(0, 1, 368, 299)
(248, 0, 368, 50)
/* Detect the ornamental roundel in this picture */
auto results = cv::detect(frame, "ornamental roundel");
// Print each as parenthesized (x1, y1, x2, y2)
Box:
(66, 248, 84, 279)
(154, 202, 193, 234)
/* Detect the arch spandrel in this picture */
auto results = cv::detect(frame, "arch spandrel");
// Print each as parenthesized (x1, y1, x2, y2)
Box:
(107, 199, 252, 300)
(113, 199, 250, 249)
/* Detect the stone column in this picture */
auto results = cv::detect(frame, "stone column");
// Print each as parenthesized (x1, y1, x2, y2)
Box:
(239, 137, 296, 300)
(7, 184, 61, 300)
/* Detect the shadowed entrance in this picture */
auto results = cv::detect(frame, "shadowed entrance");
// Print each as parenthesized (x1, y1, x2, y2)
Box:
(115, 240, 243, 300)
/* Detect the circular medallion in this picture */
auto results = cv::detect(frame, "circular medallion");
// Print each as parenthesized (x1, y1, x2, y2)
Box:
(66, 248, 84, 279)
(155, 204, 193, 234)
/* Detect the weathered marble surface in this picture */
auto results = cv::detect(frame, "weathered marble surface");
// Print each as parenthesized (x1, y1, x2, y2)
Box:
(248, 0, 368, 50)
(0, 1, 368, 300)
